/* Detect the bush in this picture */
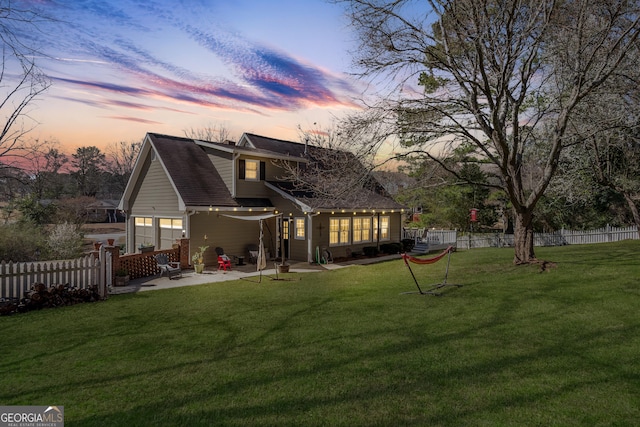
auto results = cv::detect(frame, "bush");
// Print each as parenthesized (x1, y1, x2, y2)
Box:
(48, 222, 84, 260)
(0, 221, 49, 262)
(380, 242, 402, 254)
(362, 246, 379, 257)
(401, 239, 415, 252)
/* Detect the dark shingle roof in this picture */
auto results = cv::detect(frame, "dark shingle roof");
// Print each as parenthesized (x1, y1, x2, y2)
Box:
(243, 133, 308, 157)
(268, 181, 405, 210)
(149, 133, 239, 207)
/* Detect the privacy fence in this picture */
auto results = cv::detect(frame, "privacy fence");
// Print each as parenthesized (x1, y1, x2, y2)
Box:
(403, 225, 639, 250)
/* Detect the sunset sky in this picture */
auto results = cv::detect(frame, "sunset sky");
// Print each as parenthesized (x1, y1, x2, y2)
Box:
(18, 0, 366, 153)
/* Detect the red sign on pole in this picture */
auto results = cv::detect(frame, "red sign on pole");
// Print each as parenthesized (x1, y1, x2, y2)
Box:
(470, 208, 478, 222)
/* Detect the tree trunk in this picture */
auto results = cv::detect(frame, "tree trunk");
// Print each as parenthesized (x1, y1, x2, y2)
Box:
(513, 208, 536, 265)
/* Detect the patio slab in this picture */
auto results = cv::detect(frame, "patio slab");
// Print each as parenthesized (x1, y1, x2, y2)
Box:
(108, 255, 401, 295)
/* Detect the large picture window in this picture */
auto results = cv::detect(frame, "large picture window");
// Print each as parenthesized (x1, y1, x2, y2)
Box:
(330, 218, 350, 246)
(373, 216, 390, 241)
(352, 217, 371, 243)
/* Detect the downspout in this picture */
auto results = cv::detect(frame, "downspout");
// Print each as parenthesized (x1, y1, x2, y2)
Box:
(184, 210, 196, 238)
(307, 211, 320, 263)
(185, 210, 196, 261)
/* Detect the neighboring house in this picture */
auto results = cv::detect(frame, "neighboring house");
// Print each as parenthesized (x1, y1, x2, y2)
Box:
(118, 132, 406, 264)
(86, 199, 123, 223)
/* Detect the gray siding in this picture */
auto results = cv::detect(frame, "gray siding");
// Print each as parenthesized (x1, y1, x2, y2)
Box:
(190, 213, 278, 267)
(207, 150, 234, 193)
(130, 153, 181, 216)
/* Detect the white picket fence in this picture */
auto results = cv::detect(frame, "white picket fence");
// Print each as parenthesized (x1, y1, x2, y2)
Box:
(456, 225, 639, 249)
(0, 248, 111, 300)
(404, 225, 639, 250)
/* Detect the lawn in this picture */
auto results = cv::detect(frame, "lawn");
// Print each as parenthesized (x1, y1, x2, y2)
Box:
(1, 241, 639, 426)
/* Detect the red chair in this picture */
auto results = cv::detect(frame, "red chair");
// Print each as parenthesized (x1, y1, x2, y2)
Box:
(218, 255, 232, 271)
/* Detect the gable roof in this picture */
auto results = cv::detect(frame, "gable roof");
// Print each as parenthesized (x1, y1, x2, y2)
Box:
(148, 133, 239, 208)
(121, 132, 404, 213)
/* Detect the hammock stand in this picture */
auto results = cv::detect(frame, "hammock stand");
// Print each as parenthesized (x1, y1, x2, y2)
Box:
(401, 246, 462, 296)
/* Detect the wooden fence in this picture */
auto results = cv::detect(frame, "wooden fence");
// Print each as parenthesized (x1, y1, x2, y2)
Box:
(0, 249, 110, 301)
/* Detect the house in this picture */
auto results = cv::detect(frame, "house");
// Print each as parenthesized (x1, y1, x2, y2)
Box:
(118, 132, 406, 265)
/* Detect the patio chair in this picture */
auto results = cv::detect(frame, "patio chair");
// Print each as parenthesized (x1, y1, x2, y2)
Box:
(217, 255, 232, 271)
(215, 247, 232, 271)
(154, 253, 182, 279)
(247, 244, 259, 264)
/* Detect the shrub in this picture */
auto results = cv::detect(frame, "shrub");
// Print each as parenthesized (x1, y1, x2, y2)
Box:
(0, 221, 49, 262)
(384, 242, 402, 254)
(362, 246, 379, 257)
(48, 222, 84, 260)
(401, 238, 415, 252)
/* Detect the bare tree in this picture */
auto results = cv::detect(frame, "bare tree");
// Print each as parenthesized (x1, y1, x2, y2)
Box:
(26, 139, 69, 199)
(183, 122, 234, 143)
(0, 5, 51, 179)
(274, 121, 392, 209)
(563, 62, 640, 229)
(338, 0, 640, 264)
(105, 139, 142, 194)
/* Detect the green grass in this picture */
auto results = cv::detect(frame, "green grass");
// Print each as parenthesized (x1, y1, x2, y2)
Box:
(1, 241, 639, 426)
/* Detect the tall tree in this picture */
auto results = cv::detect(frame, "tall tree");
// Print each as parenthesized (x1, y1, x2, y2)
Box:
(71, 146, 106, 197)
(105, 139, 142, 194)
(0, 5, 51, 179)
(338, 0, 640, 264)
(563, 49, 640, 230)
(28, 141, 69, 199)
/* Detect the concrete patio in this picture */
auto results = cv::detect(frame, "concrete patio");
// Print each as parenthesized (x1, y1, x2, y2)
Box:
(108, 254, 402, 295)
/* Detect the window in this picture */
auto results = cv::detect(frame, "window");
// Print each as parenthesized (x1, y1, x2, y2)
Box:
(239, 159, 265, 181)
(159, 218, 183, 229)
(330, 218, 350, 246)
(282, 219, 289, 240)
(134, 217, 153, 248)
(373, 216, 390, 241)
(135, 217, 152, 227)
(352, 217, 371, 243)
(294, 217, 305, 240)
(245, 159, 259, 181)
